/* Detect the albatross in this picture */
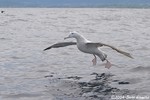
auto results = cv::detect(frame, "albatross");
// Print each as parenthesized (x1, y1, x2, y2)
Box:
(44, 32, 133, 69)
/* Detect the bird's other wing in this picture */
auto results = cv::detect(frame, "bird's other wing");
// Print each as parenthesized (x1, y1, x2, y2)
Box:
(86, 42, 103, 48)
(86, 42, 133, 59)
(43, 42, 76, 51)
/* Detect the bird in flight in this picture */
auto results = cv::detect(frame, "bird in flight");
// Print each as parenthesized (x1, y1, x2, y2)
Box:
(44, 32, 133, 69)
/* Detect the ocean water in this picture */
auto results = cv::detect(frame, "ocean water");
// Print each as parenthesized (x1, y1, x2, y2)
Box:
(0, 8, 150, 100)
(0, 0, 150, 8)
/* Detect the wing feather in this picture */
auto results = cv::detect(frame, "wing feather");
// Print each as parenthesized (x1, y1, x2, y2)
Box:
(86, 42, 133, 59)
(44, 42, 76, 51)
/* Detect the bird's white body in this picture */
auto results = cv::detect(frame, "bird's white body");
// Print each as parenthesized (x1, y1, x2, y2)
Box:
(66, 32, 107, 61)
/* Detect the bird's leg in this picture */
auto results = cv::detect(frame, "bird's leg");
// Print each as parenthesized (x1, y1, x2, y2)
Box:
(92, 54, 97, 66)
(105, 59, 112, 69)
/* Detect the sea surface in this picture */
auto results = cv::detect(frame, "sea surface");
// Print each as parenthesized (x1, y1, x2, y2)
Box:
(0, 8, 150, 100)
(0, 0, 150, 8)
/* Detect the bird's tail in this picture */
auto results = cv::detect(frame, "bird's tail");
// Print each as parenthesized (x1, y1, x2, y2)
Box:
(97, 51, 107, 62)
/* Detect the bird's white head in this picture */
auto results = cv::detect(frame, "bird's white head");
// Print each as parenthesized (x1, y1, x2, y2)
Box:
(64, 31, 79, 39)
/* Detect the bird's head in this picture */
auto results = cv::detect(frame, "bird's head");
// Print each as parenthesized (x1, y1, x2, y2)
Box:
(64, 31, 79, 39)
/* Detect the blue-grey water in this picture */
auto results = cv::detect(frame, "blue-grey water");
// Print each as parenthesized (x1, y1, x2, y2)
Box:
(0, 8, 150, 100)
(0, 0, 150, 8)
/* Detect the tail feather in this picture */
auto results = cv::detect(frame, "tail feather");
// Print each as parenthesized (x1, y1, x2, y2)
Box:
(97, 52, 107, 62)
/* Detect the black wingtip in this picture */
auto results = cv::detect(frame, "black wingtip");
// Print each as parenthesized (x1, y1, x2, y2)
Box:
(43, 49, 47, 51)
(43, 47, 52, 51)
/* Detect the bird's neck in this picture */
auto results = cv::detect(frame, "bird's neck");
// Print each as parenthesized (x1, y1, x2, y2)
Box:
(75, 34, 89, 43)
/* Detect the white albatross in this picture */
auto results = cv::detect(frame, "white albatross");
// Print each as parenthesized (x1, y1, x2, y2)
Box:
(44, 32, 133, 69)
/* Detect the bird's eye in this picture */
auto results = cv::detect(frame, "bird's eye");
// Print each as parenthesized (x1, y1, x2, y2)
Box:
(71, 33, 74, 34)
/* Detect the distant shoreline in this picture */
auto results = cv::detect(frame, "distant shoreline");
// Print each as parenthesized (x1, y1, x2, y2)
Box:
(0, 6, 150, 9)
(0, 0, 150, 9)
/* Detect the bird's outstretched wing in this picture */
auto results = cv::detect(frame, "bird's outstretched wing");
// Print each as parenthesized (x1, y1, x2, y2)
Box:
(86, 42, 133, 59)
(43, 42, 76, 51)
